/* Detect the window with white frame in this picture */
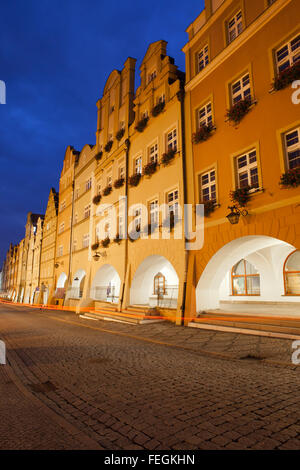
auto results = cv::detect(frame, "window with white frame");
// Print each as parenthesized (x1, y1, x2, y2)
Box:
(59, 222, 65, 234)
(227, 10, 243, 43)
(107, 173, 112, 186)
(284, 128, 300, 170)
(135, 156, 142, 174)
(74, 213, 78, 225)
(166, 129, 177, 152)
(236, 149, 259, 189)
(97, 182, 102, 195)
(119, 166, 125, 179)
(198, 102, 213, 128)
(149, 200, 159, 226)
(142, 110, 148, 119)
(58, 245, 63, 257)
(148, 70, 157, 84)
(118, 214, 124, 238)
(134, 208, 142, 231)
(167, 189, 179, 221)
(149, 143, 158, 163)
(82, 233, 90, 248)
(104, 222, 110, 238)
(197, 44, 209, 72)
(200, 170, 217, 203)
(85, 178, 92, 192)
(231, 73, 251, 105)
(74, 188, 79, 200)
(156, 94, 165, 105)
(60, 200, 66, 212)
(73, 240, 77, 252)
(275, 33, 300, 73)
(84, 205, 91, 219)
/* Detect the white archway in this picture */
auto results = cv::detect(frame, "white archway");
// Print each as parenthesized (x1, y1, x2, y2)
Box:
(56, 272, 67, 289)
(130, 255, 179, 309)
(196, 235, 298, 314)
(91, 264, 121, 304)
(67, 269, 86, 299)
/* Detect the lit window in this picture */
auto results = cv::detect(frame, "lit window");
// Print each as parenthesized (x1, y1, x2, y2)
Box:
(284, 250, 300, 295)
(82, 234, 90, 248)
(107, 174, 112, 186)
(134, 208, 142, 231)
(84, 205, 91, 219)
(167, 189, 179, 221)
(236, 149, 259, 189)
(149, 143, 158, 163)
(118, 215, 124, 239)
(153, 272, 166, 296)
(198, 102, 213, 128)
(85, 178, 92, 192)
(58, 246, 63, 257)
(232, 259, 260, 296)
(228, 10, 243, 44)
(59, 222, 65, 234)
(156, 94, 165, 105)
(166, 129, 177, 152)
(197, 45, 209, 72)
(119, 166, 125, 179)
(135, 156, 142, 175)
(200, 170, 216, 203)
(148, 70, 157, 84)
(149, 200, 159, 226)
(284, 128, 300, 170)
(275, 33, 300, 73)
(231, 73, 251, 105)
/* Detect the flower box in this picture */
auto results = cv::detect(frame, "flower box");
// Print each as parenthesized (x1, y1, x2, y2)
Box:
(91, 242, 99, 251)
(113, 234, 122, 244)
(230, 186, 251, 207)
(143, 161, 157, 176)
(129, 173, 142, 187)
(93, 194, 102, 205)
(104, 140, 113, 152)
(192, 124, 214, 144)
(273, 62, 300, 91)
(95, 151, 103, 161)
(279, 167, 300, 188)
(103, 185, 112, 196)
(101, 237, 110, 248)
(161, 148, 176, 166)
(116, 128, 125, 141)
(152, 101, 165, 117)
(226, 98, 252, 125)
(202, 200, 217, 217)
(135, 117, 149, 133)
(114, 177, 125, 189)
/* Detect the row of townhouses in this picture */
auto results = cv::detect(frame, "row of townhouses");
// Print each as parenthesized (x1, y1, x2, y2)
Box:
(1, 0, 300, 325)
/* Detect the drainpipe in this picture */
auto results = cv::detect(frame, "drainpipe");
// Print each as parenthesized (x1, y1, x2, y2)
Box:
(64, 178, 75, 305)
(177, 80, 188, 326)
(120, 137, 130, 309)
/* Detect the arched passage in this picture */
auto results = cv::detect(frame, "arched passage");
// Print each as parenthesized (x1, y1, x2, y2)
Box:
(68, 269, 86, 299)
(130, 255, 179, 309)
(57, 272, 67, 289)
(196, 235, 298, 314)
(91, 264, 121, 304)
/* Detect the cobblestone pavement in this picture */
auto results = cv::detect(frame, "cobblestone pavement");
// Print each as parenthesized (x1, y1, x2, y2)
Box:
(0, 302, 299, 450)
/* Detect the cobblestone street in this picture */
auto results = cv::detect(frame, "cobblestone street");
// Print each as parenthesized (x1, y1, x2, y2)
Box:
(0, 302, 299, 450)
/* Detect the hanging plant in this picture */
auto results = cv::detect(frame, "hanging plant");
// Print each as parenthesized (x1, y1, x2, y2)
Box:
(161, 148, 176, 166)
(116, 128, 125, 141)
(230, 186, 251, 207)
(103, 185, 112, 196)
(226, 98, 252, 125)
(273, 62, 300, 91)
(101, 237, 110, 248)
(113, 177, 125, 189)
(152, 101, 165, 117)
(135, 117, 149, 133)
(91, 242, 99, 251)
(192, 124, 214, 144)
(95, 151, 103, 161)
(143, 161, 157, 176)
(104, 140, 113, 152)
(93, 194, 102, 205)
(202, 200, 217, 217)
(279, 168, 300, 188)
(129, 173, 142, 187)
(113, 233, 122, 244)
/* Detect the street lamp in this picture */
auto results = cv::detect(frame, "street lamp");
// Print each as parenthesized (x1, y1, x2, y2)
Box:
(226, 205, 248, 225)
(93, 251, 107, 261)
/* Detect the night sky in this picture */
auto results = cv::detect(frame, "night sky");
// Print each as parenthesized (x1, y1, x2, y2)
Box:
(0, 0, 204, 264)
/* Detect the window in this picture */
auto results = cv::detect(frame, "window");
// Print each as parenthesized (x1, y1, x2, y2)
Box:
(149, 200, 159, 226)
(82, 234, 90, 248)
(200, 170, 216, 203)
(231, 259, 260, 296)
(59, 222, 65, 234)
(284, 250, 300, 295)
(167, 189, 179, 221)
(148, 70, 157, 84)
(74, 213, 78, 225)
(268, 0, 276, 4)
(231, 73, 251, 105)
(85, 178, 92, 192)
(275, 33, 300, 73)
(134, 208, 141, 231)
(228, 10, 243, 44)
(107, 174, 112, 186)
(135, 156, 142, 174)
(156, 94, 165, 105)
(74, 188, 79, 200)
(197, 45, 209, 72)
(119, 166, 125, 179)
(236, 149, 259, 189)
(97, 182, 102, 195)
(118, 215, 124, 238)
(284, 128, 300, 169)
(58, 246, 63, 257)
(154, 272, 166, 296)
(84, 205, 91, 219)
(166, 129, 177, 152)
(60, 200, 66, 212)
(198, 102, 213, 128)
(149, 143, 158, 163)
(73, 240, 77, 252)
(142, 110, 149, 119)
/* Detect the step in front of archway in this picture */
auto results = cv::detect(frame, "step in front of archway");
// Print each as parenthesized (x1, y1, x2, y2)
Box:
(80, 308, 166, 325)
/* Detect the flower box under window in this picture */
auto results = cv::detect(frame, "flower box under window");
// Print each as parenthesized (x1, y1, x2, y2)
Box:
(101, 237, 110, 248)
(135, 117, 149, 133)
(143, 161, 158, 176)
(116, 128, 125, 141)
(129, 173, 142, 187)
(104, 140, 113, 152)
(91, 242, 99, 251)
(226, 98, 252, 125)
(103, 185, 112, 196)
(280, 167, 300, 188)
(152, 101, 165, 117)
(95, 151, 103, 161)
(192, 124, 214, 144)
(161, 148, 176, 166)
(202, 200, 218, 217)
(93, 194, 102, 205)
(273, 61, 300, 91)
(230, 186, 252, 207)
(114, 177, 125, 189)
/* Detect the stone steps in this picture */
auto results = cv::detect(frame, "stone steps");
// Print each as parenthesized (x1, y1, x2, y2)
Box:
(80, 305, 165, 325)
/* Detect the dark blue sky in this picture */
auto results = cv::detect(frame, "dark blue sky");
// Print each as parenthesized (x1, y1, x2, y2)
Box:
(0, 0, 204, 263)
